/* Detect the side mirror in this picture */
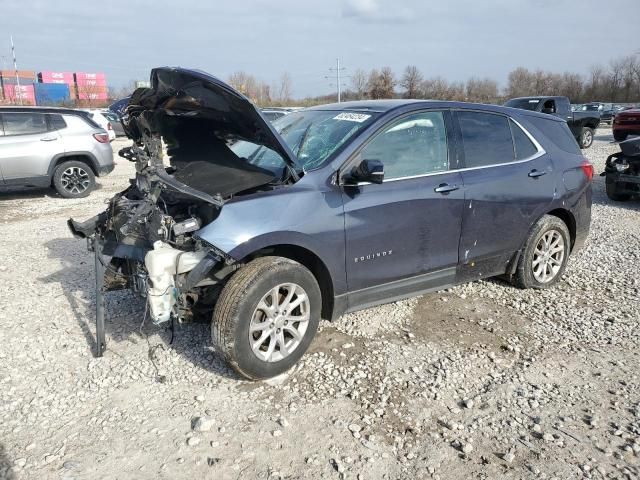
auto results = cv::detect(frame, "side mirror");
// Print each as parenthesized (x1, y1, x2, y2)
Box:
(347, 159, 384, 185)
(541, 107, 554, 114)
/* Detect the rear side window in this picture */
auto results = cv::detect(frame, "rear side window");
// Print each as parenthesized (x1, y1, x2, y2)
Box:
(458, 111, 514, 168)
(1, 112, 48, 136)
(510, 120, 538, 160)
(48, 114, 67, 131)
(525, 116, 581, 154)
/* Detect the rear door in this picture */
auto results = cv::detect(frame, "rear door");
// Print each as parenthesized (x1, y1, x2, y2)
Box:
(454, 109, 555, 280)
(0, 111, 60, 183)
(342, 109, 465, 307)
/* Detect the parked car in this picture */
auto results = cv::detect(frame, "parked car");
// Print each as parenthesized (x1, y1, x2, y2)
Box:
(261, 109, 289, 122)
(601, 137, 640, 201)
(0, 106, 114, 198)
(101, 110, 125, 137)
(504, 96, 600, 148)
(612, 107, 640, 141)
(108, 97, 130, 116)
(80, 109, 115, 142)
(69, 68, 592, 379)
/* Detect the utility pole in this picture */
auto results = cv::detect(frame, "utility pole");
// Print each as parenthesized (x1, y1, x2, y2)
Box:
(10, 35, 22, 105)
(327, 58, 347, 103)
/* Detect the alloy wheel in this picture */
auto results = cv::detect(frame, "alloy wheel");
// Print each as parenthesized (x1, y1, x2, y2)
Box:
(532, 229, 565, 283)
(249, 283, 310, 363)
(582, 130, 593, 148)
(60, 166, 90, 195)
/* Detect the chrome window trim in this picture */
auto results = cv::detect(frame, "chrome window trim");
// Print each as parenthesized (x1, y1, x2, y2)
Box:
(352, 114, 546, 186)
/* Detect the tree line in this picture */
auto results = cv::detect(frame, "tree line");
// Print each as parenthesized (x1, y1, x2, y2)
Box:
(225, 54, 640, 107)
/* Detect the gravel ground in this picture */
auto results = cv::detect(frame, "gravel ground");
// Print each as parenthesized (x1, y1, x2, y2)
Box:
(0, 129, 639, 480)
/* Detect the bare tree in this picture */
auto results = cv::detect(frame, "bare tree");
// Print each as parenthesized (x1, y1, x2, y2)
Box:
(367, 67, 396, 99)
(351, 68, 368, 99)
(466, 77, 498, 103)
(400, 65, 423, 98)
(275, 72, 293, 103)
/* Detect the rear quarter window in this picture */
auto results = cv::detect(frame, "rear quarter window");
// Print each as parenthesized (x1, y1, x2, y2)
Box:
(525, 116, 581, 154)
(76, 112, 102, 129)
(48, 114, 67, 131)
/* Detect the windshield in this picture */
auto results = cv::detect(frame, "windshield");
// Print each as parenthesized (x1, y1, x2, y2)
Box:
(504, 98, 541, 111)
(581, 104, 601, 112)
(230, 110, 379, 173)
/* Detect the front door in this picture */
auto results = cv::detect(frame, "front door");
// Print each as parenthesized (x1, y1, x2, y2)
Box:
(341, 110, 464, 309)
(0, 112, 59, 184)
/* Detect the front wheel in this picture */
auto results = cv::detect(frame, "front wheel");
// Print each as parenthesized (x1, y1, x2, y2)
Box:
(212, 256, 321, 380)
(579, 127, 594, 149)
(513, 215, 571, 289)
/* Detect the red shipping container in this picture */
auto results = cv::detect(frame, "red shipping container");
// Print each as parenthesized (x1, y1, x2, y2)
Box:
(39, 71, 74, 84)
(3, 84, 36, 105)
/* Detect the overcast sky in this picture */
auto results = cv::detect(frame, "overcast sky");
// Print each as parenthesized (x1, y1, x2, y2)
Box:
(1, 0, 638, 98)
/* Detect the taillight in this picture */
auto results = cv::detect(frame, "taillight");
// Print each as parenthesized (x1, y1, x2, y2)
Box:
(93, 133, 110, 143)
(580, 159, 594, 181)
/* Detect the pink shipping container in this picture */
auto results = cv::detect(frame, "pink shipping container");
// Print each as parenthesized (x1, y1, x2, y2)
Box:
(75, 78, 107, 87)
(74, 72, 106, 82)
(39, 71, 74, 84)
(3, 84, 36, 105)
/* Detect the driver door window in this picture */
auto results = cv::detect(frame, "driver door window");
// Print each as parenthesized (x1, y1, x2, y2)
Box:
(358, 111, 449, 180)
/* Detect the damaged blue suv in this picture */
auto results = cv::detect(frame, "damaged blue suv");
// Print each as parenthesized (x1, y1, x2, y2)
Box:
(69, 68, 592, 379)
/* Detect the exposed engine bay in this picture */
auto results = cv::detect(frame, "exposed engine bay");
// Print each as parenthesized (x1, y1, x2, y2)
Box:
(67, 67, 302, 355)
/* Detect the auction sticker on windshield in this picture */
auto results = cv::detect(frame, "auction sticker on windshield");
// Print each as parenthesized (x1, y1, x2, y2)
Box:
(333, 112, 371, 122)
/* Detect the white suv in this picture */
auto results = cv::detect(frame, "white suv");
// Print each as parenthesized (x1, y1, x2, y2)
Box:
(0, 107, 115, 198)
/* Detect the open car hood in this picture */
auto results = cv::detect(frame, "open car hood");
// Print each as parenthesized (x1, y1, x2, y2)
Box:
(123, 67, 299, 171)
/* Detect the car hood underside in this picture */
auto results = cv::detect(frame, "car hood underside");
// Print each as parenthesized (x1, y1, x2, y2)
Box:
(121, 67, 300, 204)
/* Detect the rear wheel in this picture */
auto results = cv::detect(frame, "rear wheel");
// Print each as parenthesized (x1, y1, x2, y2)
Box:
(605, 178, 632, 201)
(613, 131, 628, 142)
(579, 127, 594, 149)
(52, 160, 95, 198)
(513, 215, 571, 289)
(212, 256, 321, 380)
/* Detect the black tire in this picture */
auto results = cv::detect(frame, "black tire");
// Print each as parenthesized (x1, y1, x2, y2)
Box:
(52, 160, 96, 198)
(212, 256, 321, 380)
(579, 127, 594, 149)
(513, 215, 571, 289)
(605, 178, 632, 201)
(613, 132, 628, 142)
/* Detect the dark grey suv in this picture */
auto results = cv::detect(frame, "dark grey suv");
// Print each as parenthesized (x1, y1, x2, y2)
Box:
(70, 68, 592, 380)
(0, 107, 114, 197)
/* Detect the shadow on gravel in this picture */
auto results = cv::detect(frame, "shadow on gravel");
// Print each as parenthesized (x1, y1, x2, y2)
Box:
(0, 442, 15, 480)
(39, 237, 239, 381)
(0, 183, 103, 201)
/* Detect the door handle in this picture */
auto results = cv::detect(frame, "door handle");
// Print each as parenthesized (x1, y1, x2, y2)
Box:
(528, 169, 547, 178)
(40, 136, 57, 141)
(434, 183, 459, 193)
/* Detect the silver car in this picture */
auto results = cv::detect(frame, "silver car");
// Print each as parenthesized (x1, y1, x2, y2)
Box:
(0, 107, 115, 198)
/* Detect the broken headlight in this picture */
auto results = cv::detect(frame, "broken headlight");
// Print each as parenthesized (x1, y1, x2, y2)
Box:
(615, 161, 629, 173)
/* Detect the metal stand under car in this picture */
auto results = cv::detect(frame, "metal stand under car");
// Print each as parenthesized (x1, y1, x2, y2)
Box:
(92, 235, 106, 357)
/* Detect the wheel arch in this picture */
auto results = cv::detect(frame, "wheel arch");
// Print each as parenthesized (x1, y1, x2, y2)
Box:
(545, 208, 576, 251)
(47, 152, 99, 180)
(240, 244, 336, 321)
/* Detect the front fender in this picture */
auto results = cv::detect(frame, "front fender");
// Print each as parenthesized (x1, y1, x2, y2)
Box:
(194, 184, 347, 294)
